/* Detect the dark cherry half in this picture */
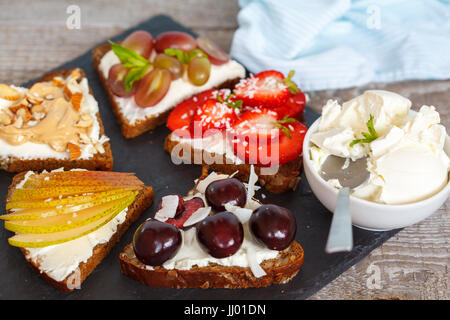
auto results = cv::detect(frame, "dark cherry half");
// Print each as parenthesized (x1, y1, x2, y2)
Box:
(249, 204, 296, 250)
(196, 211, 243, 258)
(205, 178, 247, 211)
(133, 219, 182, 266)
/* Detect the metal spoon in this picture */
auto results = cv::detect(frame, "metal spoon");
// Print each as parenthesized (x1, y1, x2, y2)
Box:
(320, 155, 369, 253)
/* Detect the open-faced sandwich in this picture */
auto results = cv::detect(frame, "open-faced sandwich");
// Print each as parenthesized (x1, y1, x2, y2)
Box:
(0, 69, 113, 172)
(165, 70, 308, 193)
(120, 166, 304, 289)
(93, 30, 246, 138)
(1, 169, 153, 292)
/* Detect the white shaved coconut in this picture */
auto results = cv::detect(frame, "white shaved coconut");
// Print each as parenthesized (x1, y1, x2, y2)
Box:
(196, 172, 230, 193)
(246, 246, 267, 278)
(229, 170, 239, 178)
(224, 203, 253, 224)
(246, 165, 259, 203)
(183, 207, 211, 227)
(183, 227, 197, 246)
(154, 195, 179, 222)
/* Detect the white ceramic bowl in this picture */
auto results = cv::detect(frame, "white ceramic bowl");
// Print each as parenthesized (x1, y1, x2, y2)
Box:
(303, 117, 450, 231)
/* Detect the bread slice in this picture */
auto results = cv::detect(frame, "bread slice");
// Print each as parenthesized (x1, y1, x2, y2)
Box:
(0, 69, 113, 172)
(92, 43, 242, 139)
(6, 171, 154, 292)
(120, 241, 303, 289)
(119, 170, 304, 289)
(164, 133, 303, 194)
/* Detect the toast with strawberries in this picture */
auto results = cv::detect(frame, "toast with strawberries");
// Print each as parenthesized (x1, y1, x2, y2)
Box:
(164, 70, 307, 194)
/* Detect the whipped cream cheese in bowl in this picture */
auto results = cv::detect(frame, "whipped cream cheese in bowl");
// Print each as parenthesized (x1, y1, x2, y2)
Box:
(303, 90, 450, 230)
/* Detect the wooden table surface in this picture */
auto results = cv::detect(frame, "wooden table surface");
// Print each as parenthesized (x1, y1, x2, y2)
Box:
(0, 0, 448, 300)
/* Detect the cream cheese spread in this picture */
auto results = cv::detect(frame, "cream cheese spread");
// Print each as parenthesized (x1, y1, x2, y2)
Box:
(99, 50, 246, 125)
(310, 90, 449, 205)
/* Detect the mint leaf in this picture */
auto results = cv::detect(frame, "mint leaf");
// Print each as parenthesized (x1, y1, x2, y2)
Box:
(165, 48, 208, 65)
(125, 65, 151, 91)
(350, 114, 378, 147)
(109, 41, 149, 68)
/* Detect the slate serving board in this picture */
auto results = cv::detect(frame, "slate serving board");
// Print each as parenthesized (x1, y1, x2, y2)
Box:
(0, 15, 399, 300)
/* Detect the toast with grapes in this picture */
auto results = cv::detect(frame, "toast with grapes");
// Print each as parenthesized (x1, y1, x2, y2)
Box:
(164, 70, 308, 194)
(92, 30, 245, 139)
(0, 68, 113, 172)
(119, 167, 304, 289)
(1, 169, 154, 292)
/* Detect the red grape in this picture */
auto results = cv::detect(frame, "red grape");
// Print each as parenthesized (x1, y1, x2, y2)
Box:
(155, 31, 196, 53)
(122, 30, 154, 59)
(196, 37, 230, 65)
(187, 56, 211, 86)
(153, 53, 184, 80)
(135, 68, 171, 107)
(107, 64, 138, 97)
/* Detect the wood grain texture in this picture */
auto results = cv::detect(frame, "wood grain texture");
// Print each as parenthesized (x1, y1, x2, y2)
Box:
(0, 0, 448, 300)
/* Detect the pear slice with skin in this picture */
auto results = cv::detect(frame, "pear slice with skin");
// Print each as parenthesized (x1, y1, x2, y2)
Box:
(4, 193, 136, 234)
(6, 188, 136, 210)
(1, 191, 136, 221)
(10, 185, 138, 202)
(8, 198, 133, 248)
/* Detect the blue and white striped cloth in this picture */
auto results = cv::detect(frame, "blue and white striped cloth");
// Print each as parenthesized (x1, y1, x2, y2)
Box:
(230, 0, 450, 91)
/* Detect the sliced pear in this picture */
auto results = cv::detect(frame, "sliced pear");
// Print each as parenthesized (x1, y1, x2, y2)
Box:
(10, 185, 139, 202)
(23, 171, 139, 188)
(1, 191, 136, 221)
(8, 202, 131, 248)
(6, 188, 134, 210)
(5, 194, 136, 234)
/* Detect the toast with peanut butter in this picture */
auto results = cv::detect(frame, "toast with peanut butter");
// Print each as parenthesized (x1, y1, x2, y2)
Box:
(0, 68, 113, 172)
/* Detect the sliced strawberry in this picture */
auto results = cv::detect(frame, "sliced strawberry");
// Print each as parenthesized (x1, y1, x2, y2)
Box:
(228, 109, 307, 167)
(273, 91, 306, 120)
(165, 197, 205, 228)
(234, 70, 294, 108)
(166, 88, 233, 138)
(190, 99, 238, 138)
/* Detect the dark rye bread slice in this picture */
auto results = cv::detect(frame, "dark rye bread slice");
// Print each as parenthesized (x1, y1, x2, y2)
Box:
(6, 171, 154, 292)
(164, 133, 303, 194)
(120, 241, 303, 289)
(92, 43, 242, 139)
(119, 171, 304, 289)
(0, 69, 113, 172)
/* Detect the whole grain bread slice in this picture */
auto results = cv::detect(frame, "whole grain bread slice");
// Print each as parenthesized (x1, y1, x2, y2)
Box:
(120, 241, 303, 289)
(0, 69, 114, 172)
(164, 133, 303, 194)
(6, 171, 154, 292)
(92, 43, 242, 139)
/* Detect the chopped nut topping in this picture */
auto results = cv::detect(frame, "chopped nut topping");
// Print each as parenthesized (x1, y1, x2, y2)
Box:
(0, 112, 12, 125)
(0, 84, 20, 101)
(67, 142, 82, 160)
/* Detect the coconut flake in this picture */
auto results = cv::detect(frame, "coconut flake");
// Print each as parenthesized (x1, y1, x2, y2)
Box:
(183, 227, 197, 246)
(246, 165, 259, 203)
(224, 203, 253, 224)
(196, 172, 229, 194)
(154, 195, 179, 222)
(183, 207, 211, 227)
(246, 246, 267, 278)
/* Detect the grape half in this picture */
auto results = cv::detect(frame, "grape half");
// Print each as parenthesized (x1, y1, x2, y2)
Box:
(153, 53, 184, 80)
(187, 56, 211, 86)
(122, 30, 154, 59)
(196, 37, 230, 65)
(135, 68, 171, 107)
(155, 31, 196, 53)
(107, 64, 138, 97)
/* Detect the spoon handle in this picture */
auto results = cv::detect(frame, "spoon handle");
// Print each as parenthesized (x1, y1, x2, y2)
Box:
(325, 187, 353, 253)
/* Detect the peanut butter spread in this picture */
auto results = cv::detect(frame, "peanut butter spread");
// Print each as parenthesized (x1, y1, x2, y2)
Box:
(0, 70, 104, 159)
